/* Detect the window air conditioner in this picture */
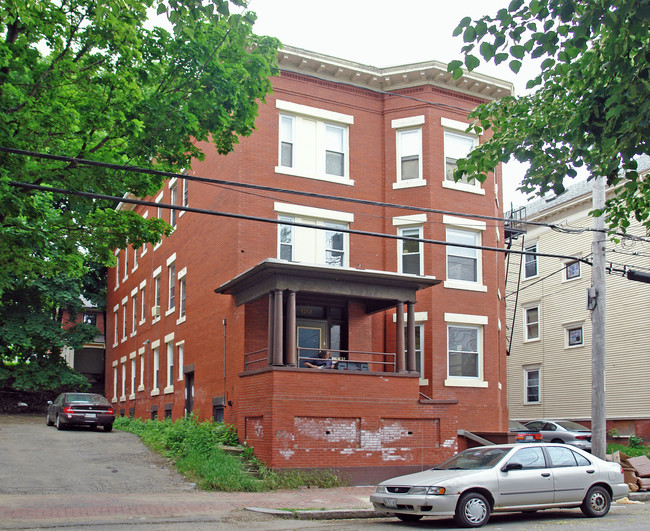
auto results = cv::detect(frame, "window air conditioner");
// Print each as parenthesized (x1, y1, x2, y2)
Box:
(151, 305, 160, 318)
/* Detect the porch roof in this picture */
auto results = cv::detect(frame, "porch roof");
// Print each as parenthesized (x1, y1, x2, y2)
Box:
(214, 259, 440, 314)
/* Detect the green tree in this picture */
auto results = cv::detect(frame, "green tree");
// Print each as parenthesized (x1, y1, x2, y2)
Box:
(448, 0, 650, 232)
(0, 0, 279, 383)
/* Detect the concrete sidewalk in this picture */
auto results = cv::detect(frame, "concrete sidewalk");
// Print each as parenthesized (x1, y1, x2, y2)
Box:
(0, 486, 377, 529)
(2, 487, 648, 529)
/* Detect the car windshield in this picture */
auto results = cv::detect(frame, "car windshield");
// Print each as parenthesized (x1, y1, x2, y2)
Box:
(66, 394, 109, 405)
(434, 447, 510, 470)
(556, 421, 590, 431)
(509, 421, 530, 431)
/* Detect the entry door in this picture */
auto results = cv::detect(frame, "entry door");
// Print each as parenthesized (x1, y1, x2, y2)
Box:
(184, 372, 194, 415)
(297, 319, 327, 367)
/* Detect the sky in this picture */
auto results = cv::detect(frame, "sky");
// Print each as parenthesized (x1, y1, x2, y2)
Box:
(246, 0, 540, 208)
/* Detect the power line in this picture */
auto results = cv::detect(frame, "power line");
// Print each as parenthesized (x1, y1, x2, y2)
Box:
(3, 145, 647, 243)
(8, 180, 595, 265)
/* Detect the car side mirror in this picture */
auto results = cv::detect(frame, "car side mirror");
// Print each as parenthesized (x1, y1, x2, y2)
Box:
(47, 401, 53, 405)
(502, 462, 523, 472)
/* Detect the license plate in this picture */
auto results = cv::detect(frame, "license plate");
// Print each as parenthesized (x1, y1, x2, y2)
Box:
(384, 498, 397, 508)
(85, 413, 96, 418)
(525, 435, 533, 441)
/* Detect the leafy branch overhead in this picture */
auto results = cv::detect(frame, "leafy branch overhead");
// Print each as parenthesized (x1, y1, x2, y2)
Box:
(447, 0, 650, 232)
(0, 0, 279, 370)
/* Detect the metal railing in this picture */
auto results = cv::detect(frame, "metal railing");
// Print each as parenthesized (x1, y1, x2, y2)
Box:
(243, 347, 397, 373)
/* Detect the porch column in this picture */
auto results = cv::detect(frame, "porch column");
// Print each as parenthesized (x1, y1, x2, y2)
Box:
(406, 301, 417, 373)
(285, 290, 297, 367)
(395, 301, 406, 373)
(267, 292, 275, 365)
(272, 289, 284, 366)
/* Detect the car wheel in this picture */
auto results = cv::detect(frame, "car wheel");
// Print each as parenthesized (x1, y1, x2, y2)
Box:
(103, 424, 113, 432)
(46, 413, 54, 426)
(454, 492, 490, 528)
(395, 513, 423, 522)
(551, 438, 564, 444)
(581, 485, 611, 518)
(55, 415, 65, 430)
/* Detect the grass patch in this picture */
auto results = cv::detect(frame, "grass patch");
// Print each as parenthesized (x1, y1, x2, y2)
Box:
(114, 415, 346, 492)
(607, 441, 650, 458)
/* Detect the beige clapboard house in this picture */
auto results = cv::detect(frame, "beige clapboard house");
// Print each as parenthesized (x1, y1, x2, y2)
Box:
(506, 156, 650, 442)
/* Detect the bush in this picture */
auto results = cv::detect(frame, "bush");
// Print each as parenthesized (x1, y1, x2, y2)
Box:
(114, 416, 345, 491)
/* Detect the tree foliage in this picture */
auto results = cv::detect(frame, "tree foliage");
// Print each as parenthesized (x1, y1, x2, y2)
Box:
(448, 0, 650, 232)
(0, 0, 279, 378)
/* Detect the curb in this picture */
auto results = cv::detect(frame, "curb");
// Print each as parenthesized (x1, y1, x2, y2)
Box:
(245, 507, 381, 520)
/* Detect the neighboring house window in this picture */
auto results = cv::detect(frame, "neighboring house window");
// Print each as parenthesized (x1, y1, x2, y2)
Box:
(525, 367, 541, 403)
(278, 216, 294, 261)
(275, 101, 353, 184)
(154, 193, 163, 249)
(153, 267, 161, 318)
(121, 362, 126, 399)
(123, 249, 129, 281)
(447, 228, 479, 282)
(139, 351, 145, 389)
(324, 223, 345, 266)
(399, 226, 422, 275)
(112, 365, 117, 400)
(524, 244, 538, 278)
(444, 130, 477, 184)
(83, 313, 97, 326)
(275, 203, 352, 267)
(182, 176, 189, 208)
(140, 283, 146, 323)
(132, 245, 138, 271)
(525, 306, 540, 341)
(565, 260, 581, 280)
(121, 301, 127, 340)
(566, 325, 583, 347)
(397, 128, 422, 182)
(169, 182, 178, 228)
(447, 325, 480, 379)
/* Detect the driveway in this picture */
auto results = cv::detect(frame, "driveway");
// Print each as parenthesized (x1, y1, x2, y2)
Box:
(0, 414, 190, 495)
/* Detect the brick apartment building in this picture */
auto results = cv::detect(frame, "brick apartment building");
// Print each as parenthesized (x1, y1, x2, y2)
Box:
(106, 46, 514, 483)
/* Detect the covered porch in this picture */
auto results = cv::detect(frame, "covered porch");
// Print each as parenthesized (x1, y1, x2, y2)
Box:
(215, 259, 441, 374)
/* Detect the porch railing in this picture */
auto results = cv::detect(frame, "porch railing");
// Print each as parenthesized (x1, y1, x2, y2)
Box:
(243, 347, 396, 373)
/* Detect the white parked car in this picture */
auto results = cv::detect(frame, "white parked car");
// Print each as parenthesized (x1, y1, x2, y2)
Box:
(370, 443, 628, 528)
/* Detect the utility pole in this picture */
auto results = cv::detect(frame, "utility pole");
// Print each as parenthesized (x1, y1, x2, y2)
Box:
(591, 176, 607, 459)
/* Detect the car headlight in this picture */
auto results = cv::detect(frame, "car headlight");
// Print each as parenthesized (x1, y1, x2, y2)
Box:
(375, 486, 386, 493)
(409, 486, 446, 495)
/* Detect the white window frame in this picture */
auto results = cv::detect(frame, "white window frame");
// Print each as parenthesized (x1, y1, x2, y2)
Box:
(392, 115, 425, 189)
(441, 117, 483, 195)
(141, 212, 149, 257)
(166, 254, 176, 316)
(112, 361, 118, 402)
(153, 266, 161, 322)
(443, 216, 487, 292)
(151, 340, 160, 395)
(176, 341, 185, 381)
(278, 216, 294, 261)
(564, 259, 581, 281)
(275, 100, 354, 186)
(112, 305, 119, 347)
(138, 346, 145, 391)
(177, 267, 187, 324)
(168, 178, 178, 228)
(139, 280, 147, 325)
(444, 313, 488, 388)
(278, 114, 295, 168)
(565, 322, 584, 348)
(114, 250, 120, 290)
(123, 249, 129, 281)
(164, 334, 174, 393)
(120, 360, 126, 401)
(153, 193, 163, 250)
(121, 297, 128, 343)
(274, 203, 353, 267)
(524, 365, 541, 404)
(398, 226, 423, 275)
(524, 304, 540, 342)
(524, 243, 538, 279)
(132, 244, 138, 272)
(131, 288, 138, 337)
(130, 352, 137, 400)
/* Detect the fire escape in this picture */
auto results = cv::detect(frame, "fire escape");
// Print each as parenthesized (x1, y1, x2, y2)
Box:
(504, 206, 527, 356)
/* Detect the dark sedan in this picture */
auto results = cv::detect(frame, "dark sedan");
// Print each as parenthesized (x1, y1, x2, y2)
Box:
(46, 393, 115, 432)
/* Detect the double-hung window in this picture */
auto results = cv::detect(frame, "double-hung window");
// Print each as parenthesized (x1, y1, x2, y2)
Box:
(525, 305, 540, 341)
(275, 203, 352, 267)
(392, 116, 425, 189)
(153, 346, 160, 391)
(524, 244, 538, 279)
(324, 223, 345, 266)
(276, 101, 353, 185)
(166, 341, 174, 388)
(441, 117, 482, 194)
(278, 216, 294, 261)
(399, 226, 422, 275)
(169, 181, 178, 228)
(525, 366, 541, 403)
(447, 228, 479, 282)
(565, 259, 581, 280)
(168, 263, 175, 311)
(447, 325, 479, 379)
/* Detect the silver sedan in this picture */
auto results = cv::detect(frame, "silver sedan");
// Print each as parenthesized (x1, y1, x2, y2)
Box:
(370, 443, 628, 528)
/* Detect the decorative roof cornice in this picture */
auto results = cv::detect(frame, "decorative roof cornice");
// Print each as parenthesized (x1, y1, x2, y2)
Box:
(278, 45, 514, 101)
